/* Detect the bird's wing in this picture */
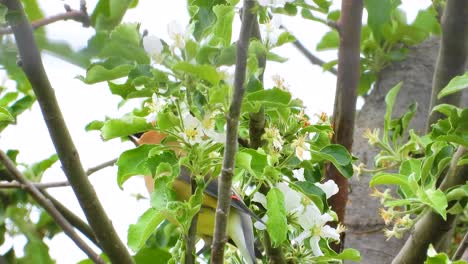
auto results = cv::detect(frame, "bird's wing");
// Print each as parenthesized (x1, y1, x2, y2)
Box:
(178, 170, 264, 224)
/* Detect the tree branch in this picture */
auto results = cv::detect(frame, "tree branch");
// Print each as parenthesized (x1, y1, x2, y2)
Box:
(211, 1, 256, 263)
(249, 18, 266, 150)
(0, 157, 118, 189)
(426, 0, 468, 131)
(0, 151, 105, 264)
(280, 24, 337, 75)
(0, 4, 90, 35)
(186, 167, 198, 264)
(325, 0, 363, 252)
(42, 191, 101, 249)
(392, 147, 468, 264)
(453, 231, 468, 261)
(3, 1, 134, 263)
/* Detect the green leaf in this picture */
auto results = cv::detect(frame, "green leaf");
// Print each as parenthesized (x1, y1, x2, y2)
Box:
(150, 176, 177, 210)
(0, 92, 18, 107)
(78, 59, 134, 84)
(0, 106, 14, 123)
(310, 145, 353, 178)
(127, 208, 165, 252)
(419, 189, 447, 220)
(237, 149, 268, 176)
(25, 154, 59, 181)
(364, 0, 392, 40)
(100, 23, 149, 64)
(333, 248, 361, 261)
(210, 5, 235, 46)
(432, 104, 462, 117)
(294, 181, 327, 212)
(146, 151, 178, 178)
(424, 244, 466, 264)
(189, 0, 225, 40)
(117, 144, 155, 188)
(101, 114, 152, 140)
(8, 95, 35, 117)
(370, 173, 412, 192)
(437, 72, 468, 99)
(133, 248, 172, 264)
(358, 71, 377, 95)
(316, 30, 339, 51)
(412, 7, 441, 36)
(318, 144, 352, 166)
(275, 31, 296, 47)
(384, 82, 402, 142)
(266, 188, 287, 246)
(91, 0, 135, 31)
(17, 240, 54, 264)
(85, 120, 105, 131)
(173, 62, 221, 85)
(446, 185, 468, 202)
(245, 88, 291, 105)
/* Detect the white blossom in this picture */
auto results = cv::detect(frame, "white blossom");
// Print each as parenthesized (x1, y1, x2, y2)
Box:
(271, 74, 289, 90)
(264, 127, 284, 151)
(145, 93, 166, 123)
(314, 180, 339, 199)
(180, 113, 225, 145)
(200, 112, 225, 144)
(292, 136, 311, 161)
(295, 204, 340, 256)
(181, 114, 203, 144)
(168, 21, 185, 49)
(143, 35, 164, 64)
(292, 168, 305, 182)
(263, 15, 282, 46)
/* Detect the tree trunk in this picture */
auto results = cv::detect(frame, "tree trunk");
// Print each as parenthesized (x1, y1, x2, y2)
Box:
(345, 37, 468, 264)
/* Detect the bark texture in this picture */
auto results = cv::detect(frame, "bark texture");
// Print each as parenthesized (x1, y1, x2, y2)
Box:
(345, 38, 468, 264)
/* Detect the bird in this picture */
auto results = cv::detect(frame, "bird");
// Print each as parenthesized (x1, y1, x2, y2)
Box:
(137, 130, 261, 264)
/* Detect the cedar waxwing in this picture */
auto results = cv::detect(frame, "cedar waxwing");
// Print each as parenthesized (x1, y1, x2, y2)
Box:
(138, 131, 260, 264)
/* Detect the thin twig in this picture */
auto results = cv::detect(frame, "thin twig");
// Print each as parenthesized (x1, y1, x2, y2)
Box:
(211, 1, 256, 263)
(42, 191, 101, 249)
(4, 1, 134, 263)
(0, 158, 118, 189)
(290, 36, 338, 75)
(278, 21, 337, 75)
(453, 231, 468, 260)
(0, 151, 105, 264)
(85, 158, 118, 175)
(0, 6, 89, 35)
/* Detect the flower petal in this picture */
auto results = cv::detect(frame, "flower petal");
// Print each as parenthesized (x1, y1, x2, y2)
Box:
(252, 192, 267, 208)
(321, 225, 340, 241)
(277, 182, 302, 212)
(315, 180, 339, 199)
(309, 236, 323, 256)
(292, 168, 305, 181)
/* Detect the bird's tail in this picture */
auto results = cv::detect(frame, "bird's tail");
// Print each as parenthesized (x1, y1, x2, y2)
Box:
(228, 209, 257, 264)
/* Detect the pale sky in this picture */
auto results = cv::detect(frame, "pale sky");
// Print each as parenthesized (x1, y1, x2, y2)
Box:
(0, 1, 430, 262)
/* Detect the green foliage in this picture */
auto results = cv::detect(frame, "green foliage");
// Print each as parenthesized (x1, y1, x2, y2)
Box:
(91, 0, 136, 31)
(127, 208, 166, 252)
(367, 75, 468, 242)
(266, 188, 287, 246)
(315, 2, 440, 95)
(438, 72, 468, 99)
(424, 245, 467, 264)
(0, 0, 408, 262)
